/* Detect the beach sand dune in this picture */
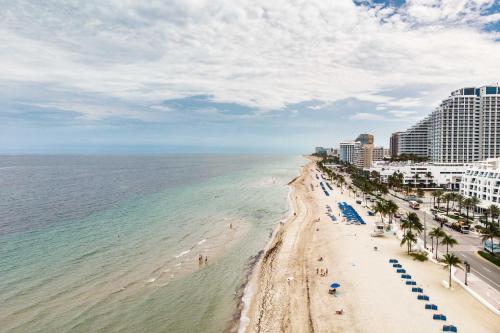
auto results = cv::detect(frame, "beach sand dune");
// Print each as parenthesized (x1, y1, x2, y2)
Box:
(242, 161, 500, 333)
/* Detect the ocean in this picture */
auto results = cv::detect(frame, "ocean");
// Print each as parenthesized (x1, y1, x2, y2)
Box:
(0, 154, 304, 333)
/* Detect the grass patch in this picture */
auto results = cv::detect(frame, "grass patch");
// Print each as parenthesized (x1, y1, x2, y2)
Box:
(478, 251, 500, 267)
(410, 251, 429, 262)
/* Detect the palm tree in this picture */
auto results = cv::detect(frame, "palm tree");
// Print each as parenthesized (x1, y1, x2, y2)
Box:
(440, 233, 458, 254)
(385, 200, 399, 224)
(442, 192, 454, 216)
(413, 173, 420, 189)
(471, 196, 480, 220)
(479, 222, 500, 251)
(432, 189, 444, 209)
(488, 204, 500, 226)
(441, 253, 462, 288)
(401, 231, 417, 254)
(374, 201, 387, 223)
(454, 194, 464, 214)
(426, 171, 433, 187)
(401, 212, 423, 241)
(463, 197, 473, 223)
(429, 227, 445, 260)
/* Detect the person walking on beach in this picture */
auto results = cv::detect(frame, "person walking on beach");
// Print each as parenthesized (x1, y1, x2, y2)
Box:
(325, 268, 328, 276)
(205, 256, 208, 263)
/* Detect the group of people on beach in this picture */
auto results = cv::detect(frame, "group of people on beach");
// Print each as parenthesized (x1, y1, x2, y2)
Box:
(317, 256, 328, 276)
(198, 254, 208, 265)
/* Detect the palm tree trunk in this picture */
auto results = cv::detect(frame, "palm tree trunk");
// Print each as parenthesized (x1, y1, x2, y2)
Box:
(446, 244, 449, 254)
(449, 267, 452, 288)
(435, 242, 439, 260)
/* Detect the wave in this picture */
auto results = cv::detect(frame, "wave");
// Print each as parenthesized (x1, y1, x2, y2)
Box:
(145, 277, 157, 284)
(174, 249, 190, 258)
(197, 239, 206, 245)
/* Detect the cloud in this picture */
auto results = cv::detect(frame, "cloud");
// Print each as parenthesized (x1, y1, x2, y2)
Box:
(350, 112, 385, 121)
(0, 0, 499, 151)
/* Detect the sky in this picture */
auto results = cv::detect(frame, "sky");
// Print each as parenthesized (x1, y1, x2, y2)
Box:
(1, 0, 499, 154)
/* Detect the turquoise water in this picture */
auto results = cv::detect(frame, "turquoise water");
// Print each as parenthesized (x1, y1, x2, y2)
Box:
(0, 155, 304, 332)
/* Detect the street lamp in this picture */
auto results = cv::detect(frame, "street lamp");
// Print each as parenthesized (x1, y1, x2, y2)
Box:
(464, 261, 470, 286)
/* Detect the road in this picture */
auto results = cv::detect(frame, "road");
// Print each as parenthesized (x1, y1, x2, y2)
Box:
(386, 191, 500, 292)
(338, 174, 500, 293)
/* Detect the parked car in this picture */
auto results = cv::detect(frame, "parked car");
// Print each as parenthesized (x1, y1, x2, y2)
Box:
(356, 199, 362, 204)
(367, 211, 375, 216)
(394, 212, 402, 218)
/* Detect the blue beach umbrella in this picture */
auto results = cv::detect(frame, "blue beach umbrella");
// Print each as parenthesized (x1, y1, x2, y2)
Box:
(330, 283, 341, 288)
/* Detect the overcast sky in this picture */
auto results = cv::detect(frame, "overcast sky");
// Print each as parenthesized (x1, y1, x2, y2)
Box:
(1, 0, 499, 153)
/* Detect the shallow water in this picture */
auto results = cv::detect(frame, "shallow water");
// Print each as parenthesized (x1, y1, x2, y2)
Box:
(0, 154, 303, 333)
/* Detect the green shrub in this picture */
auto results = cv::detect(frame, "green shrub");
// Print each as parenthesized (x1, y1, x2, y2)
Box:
(478, 251, 500, 267)
(410, 251, 428, 262)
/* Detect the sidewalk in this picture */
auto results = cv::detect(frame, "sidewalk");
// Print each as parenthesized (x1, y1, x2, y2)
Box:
(453, 268, 500, 315)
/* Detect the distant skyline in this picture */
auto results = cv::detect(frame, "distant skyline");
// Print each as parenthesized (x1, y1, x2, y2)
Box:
(1, 1, 500, 153)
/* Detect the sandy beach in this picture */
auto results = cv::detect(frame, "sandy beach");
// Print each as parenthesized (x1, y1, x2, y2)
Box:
(240, 160, 500, 333)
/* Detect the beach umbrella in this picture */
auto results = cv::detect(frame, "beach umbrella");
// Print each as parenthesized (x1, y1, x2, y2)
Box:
(330, 283, 341, 288)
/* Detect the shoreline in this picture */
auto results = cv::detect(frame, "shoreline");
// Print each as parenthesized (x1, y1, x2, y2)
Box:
(238, 159, 500, 332)
(236, 165, 303, 333)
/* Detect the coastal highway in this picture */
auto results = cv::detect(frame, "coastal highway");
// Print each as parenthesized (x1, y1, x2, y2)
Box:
(386, 192, 500, 292)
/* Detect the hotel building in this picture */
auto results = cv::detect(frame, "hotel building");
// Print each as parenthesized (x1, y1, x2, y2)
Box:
(339, 141, 356, 164)
(398, 85, 500, 163)
(370, 161, 465, 190)
(460, 158, 500, 209)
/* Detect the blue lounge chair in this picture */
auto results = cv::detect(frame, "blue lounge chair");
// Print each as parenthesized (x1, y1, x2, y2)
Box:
(433, 314, 446, 321)
(425, 304, 437, 310)
(443, 325, 457, 332)
(397, 269, 406, 273)
(389, 259, 398, 263)
(405, 280, 416, 285)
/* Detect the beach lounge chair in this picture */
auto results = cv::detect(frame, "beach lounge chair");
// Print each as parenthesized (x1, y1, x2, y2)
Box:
(389, 259, 398, 263)
(425, 304, 438, 310)
(443, 325, 457, 332)
(417, 295, 430, 301)
(433, 314, 446, 320)
(405, 280, 417, 285)
(397, 269, 406, 273)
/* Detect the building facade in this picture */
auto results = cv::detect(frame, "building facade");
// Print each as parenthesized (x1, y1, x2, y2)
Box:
(399, 117, 431, 157)
(339, 141, 356, 164)
(355, 133, 374, 145)
(390, 132, 401, 157)
(372, 146, 385, 161)
(354, 143, 373, 169)
(370, 161, 465, 190)
(399, 85, 500, 163)
(460, 158, 500, 209)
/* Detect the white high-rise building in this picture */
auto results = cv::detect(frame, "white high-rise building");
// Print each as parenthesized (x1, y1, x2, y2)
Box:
(399, 116, 431, 157)
(399, 85, 500, 163)
(339, 141, 356, 164)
